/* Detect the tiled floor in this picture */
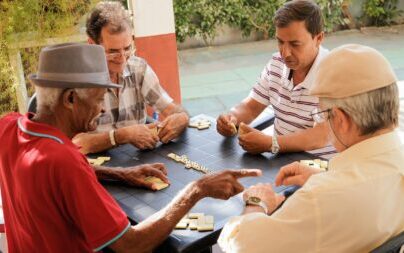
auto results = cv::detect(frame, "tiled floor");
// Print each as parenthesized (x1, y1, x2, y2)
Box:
(179, 25, 404, 124)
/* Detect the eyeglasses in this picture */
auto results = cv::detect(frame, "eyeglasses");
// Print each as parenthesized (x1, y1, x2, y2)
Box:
(105, 45, 135, 61)
(310, 108, 332, 123)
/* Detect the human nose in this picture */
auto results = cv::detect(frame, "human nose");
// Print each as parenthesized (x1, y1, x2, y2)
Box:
(280, 43, 291, 58)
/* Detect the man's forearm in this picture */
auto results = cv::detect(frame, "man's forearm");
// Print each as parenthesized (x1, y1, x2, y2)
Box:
(161, 103, 189, 119)
(93, 165, 124, 181)
(230, 104, 254, 125)
(73, 132, 115, 154)
(230, 99, 266, 125)
(278, 123, 329, 153)
(112, 182, 203, 252)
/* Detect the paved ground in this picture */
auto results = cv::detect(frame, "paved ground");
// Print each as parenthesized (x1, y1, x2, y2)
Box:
(179, 25, 404, 119)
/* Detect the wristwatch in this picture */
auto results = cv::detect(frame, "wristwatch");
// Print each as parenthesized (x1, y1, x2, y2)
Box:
(271, 132, 280, 154)
(245, 196, 269, 214)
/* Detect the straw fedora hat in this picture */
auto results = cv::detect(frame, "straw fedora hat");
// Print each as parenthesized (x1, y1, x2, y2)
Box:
(29, 43, 121, 89)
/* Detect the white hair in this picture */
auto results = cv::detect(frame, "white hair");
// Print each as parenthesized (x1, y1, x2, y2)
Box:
(35, 86, 94, 112)
(320, 83, 399, 135)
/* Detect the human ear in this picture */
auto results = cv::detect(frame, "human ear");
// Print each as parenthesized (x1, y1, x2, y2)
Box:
(332, 108, 352, 135)
(88, 37, 96, 44)
(62, 89, 75, 110)
(315, 32, 324, 47)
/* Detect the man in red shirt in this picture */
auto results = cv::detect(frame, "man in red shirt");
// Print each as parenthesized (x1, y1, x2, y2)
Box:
(0, 43, 261, 252)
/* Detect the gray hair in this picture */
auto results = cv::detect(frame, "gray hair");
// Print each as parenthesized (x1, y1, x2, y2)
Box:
(86, 1, 132, 44)
(35, 86, 94, 112)
(320, 83, 399, 135)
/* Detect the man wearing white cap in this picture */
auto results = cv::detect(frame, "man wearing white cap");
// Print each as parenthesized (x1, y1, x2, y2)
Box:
(0, 43, 261, 252)
(218, 44, 404, 252)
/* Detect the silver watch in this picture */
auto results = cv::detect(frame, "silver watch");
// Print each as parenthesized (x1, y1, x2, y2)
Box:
(271, 132, 280, 154)
(245, 196, 269, 214)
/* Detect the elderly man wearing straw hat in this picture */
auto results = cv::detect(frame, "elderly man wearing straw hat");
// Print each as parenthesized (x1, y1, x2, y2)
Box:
(218, 44, 404, 253)
(0, 43, 261, 252)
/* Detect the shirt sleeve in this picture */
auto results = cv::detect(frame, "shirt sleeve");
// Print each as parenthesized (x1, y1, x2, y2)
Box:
(57, 153, 130, 251)
(218, 189, 318, 253)
(248, 60, 274, 107)
(141, 63, 174, 113)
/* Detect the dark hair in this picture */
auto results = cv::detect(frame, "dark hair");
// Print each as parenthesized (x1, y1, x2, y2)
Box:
(86, 1, 132, 44)
(274, 0, 324, 37)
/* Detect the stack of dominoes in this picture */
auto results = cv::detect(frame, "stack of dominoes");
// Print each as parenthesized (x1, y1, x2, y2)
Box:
(189, 118, 211, 130)
(167, 153, 211, 174)
(175, 213, 214, 232)
(87, 156, 111, 166)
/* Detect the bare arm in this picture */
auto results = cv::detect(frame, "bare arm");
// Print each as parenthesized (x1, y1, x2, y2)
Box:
(73, 123, 159, 154)
(93, 163, 170, 189)
(110, 182, 201, 253)
(160, 103, 189, 120)
(277, 122, 329, 153)
(217, 98, 267, 137)
(108, 169, 262, 253)
(229, 97, 267, 125)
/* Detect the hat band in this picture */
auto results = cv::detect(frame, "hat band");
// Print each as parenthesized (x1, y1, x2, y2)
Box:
(37, 72, 110, 84)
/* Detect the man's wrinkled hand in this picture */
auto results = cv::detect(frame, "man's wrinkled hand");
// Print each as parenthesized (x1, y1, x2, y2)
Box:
(238, 124, 272, 154)
(158, 112, 188, 143)
(216, 114, 238, 137)
(194, 169, 262, 200)
(243, 183, 285, 214)
(121, 123, 159, 150)
(119, 163, 170, 190)
(275, 161, 323, 187)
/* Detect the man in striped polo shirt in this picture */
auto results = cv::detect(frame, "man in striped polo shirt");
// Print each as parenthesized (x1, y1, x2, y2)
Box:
(217, 0, 335, 159)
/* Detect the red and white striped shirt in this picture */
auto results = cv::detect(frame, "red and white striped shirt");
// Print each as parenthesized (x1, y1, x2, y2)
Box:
(249, 47, 336, 159)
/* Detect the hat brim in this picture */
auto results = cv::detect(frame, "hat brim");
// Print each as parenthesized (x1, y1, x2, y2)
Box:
(29, 74, 122, 89)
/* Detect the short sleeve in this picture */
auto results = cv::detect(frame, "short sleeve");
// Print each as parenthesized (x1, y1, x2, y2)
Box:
(248, 60, 274, 107)
(57, 153, 130, 251)
(218, 189, 318, 253)
(141, 64, 174, 112)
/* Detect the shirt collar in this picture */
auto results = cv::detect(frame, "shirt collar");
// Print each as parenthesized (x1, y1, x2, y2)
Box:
(328, 130, 403, 171)
(18, 113, 75, 146)
(283, 46, 329, 90)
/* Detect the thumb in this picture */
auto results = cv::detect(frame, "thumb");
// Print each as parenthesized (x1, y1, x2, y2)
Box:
(239, 122, 254, 134)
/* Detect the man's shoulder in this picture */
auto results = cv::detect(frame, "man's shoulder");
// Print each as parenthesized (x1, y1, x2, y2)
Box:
(36, 140, 89, 172)
(0, 112, 20, 124)
(0, 112, 21, 136)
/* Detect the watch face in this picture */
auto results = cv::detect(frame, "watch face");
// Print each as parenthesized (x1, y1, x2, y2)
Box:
(249, 196, 261, 204)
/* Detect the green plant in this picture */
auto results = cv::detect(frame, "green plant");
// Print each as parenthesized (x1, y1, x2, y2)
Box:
(231, 0, 286, 39)
(174, 0, 348, 43)
(363, 0, 402, 26)
(174, 0, 229, 44)
(316, 0, 347, 32)
(0, 0, 97, 115)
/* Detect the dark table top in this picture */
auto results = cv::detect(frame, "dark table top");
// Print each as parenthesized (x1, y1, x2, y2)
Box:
(95, 115, 318, 253)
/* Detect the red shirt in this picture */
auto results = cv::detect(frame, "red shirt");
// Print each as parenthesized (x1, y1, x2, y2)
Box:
(0, 113, 130, 252)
